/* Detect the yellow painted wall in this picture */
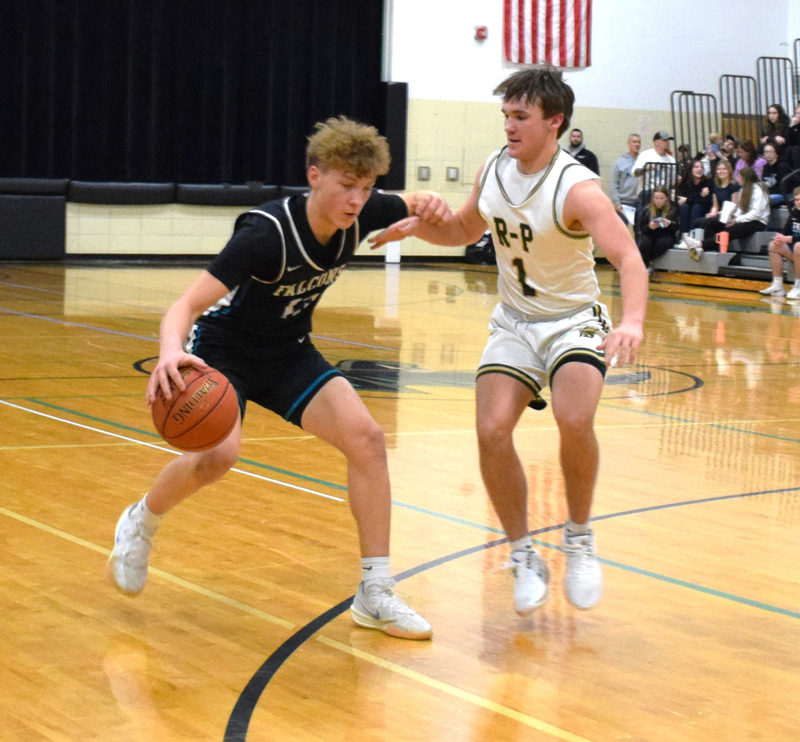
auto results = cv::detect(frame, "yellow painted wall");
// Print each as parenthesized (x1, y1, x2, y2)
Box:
(65, 101, 666, 258)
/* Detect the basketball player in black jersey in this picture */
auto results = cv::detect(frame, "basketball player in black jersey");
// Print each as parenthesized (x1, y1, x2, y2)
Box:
(108, 116, 450, 640)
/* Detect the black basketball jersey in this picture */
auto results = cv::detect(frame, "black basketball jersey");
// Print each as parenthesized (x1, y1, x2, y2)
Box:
(195, 192, 407, 341)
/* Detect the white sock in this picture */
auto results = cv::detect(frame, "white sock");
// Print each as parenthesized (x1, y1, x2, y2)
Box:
(772, 277, 784, 288)
(139, 496, 163, 534)
(361, 556, 392, 583)
(509, 535, 534, 554)
(793, 279, 800, 289)
(566, 519, 591, 536)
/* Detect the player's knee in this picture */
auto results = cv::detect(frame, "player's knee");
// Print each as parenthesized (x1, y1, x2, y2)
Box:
(554, 408, 595, 440)
(346, 417, 387, 462)
(476, 415, 514, 451)
(192, 445, 239, 483)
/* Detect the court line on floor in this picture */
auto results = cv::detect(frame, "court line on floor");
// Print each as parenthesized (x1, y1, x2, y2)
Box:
(5, 394, 800, 738)
(225, 493, 800, 742)
(315, 635, 595, 742)
(0, 496, 576, 741)
(0, 504, 295, 629)
(0, 304, 396, 350)
(0, 398, 345, 502)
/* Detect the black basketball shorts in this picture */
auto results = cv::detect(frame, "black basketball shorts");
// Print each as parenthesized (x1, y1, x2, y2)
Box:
(188, 327, 343, 427)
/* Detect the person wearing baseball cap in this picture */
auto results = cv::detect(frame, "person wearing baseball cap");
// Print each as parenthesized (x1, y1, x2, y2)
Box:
(631, 130, 677, 229)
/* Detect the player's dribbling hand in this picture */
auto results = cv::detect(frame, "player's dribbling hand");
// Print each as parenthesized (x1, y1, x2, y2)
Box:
(598, 323, 643, 369)
(146, 351, 210, 405)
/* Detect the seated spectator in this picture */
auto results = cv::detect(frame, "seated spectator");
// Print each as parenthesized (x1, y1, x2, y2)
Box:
(701, 133, 725, 177)
(676, 159, 712, 234)
(632, 131, 677, 226)
(785, 103, 800, 168)
(722, 134, 739, 170)
(734, 140, 767, 180)
(676, 144, 693, 179)
(759, 186, 800, 298)
(689, 159, 740, 241)
(761, 143, 792, 205)
(683, 167, 769, 260)
(637, 185, 678, 275)
(759, 103, 790, 153)
(708, 159, 740, 216)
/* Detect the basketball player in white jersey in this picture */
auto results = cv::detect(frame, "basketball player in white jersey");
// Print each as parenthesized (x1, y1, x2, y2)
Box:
(372, 67, 648, 616)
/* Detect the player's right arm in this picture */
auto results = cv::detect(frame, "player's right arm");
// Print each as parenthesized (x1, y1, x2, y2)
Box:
(146, 271, 230, 404)
(370, 166, 488, 248)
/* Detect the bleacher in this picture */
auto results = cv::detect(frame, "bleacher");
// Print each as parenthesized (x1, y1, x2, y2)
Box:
(647, 41, 800, 282)
(651, 205, 790, 280)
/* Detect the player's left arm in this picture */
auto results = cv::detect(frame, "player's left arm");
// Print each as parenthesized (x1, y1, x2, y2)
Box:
(562, 179, 649, 367)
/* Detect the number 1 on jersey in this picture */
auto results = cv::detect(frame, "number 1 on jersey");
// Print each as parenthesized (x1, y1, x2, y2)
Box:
(512, 258, 537, 296)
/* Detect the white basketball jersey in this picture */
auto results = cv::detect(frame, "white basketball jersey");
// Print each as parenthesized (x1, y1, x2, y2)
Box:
(478, 147, 601, 319)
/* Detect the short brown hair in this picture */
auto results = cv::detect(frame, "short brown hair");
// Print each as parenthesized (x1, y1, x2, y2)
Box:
(306, 116, 391, 178)
(493, 66, 574, 137)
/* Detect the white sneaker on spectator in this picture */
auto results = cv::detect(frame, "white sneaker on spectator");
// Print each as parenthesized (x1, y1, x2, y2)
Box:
(510, 547, 550, 615)
(759, 283, 786, 297)
(786, 286, 800, 300)
(351, 578, 432, 640)
(682, 236, 704, 261)
(563, 529, 603, 610)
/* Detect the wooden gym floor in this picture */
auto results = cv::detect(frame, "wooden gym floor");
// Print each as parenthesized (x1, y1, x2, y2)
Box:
(1, 260, 799, 741)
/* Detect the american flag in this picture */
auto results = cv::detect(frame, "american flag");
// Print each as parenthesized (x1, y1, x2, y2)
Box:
(503, 0, 592, 68)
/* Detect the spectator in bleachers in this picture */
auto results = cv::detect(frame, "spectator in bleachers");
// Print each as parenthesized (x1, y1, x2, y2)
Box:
(564, 128, 600, 175)
(723, 134, 739, 169)
(759, 186, 800, 298)
(636, 185, 678, 276)
(734, 140, 766, 180)
(784, 103, 800, 168)
(676, 159, 712, 234)
(700, 132, 725, 177)
(610, 133, 641, 225)
(683, 167, 769, 260)
(633, 131, 676, 181)
(708, 159, 740, 215)
(759, 103, 790, 153)
(687, 159, 740, 246)
(761, 143, 792, 205)
(676, 144, 693, 179)
(632, 131, 677, 227)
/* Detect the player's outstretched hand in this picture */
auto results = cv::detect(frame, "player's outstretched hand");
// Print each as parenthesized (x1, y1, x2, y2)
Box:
(369, 216, 420, 250)
(598, 321, 643, 368)
(146, 351, 210, 405)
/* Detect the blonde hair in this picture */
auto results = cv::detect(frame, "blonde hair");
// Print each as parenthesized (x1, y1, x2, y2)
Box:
(647, 186, 672, 219)
(306, 116, 391, 178)
(714, 158, 733, 186)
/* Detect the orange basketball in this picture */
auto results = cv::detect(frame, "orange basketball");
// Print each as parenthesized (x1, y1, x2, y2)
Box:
(151, 366, 239, 452)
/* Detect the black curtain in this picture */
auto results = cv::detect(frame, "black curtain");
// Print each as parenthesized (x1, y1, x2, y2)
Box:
(0, 0, 392, 185)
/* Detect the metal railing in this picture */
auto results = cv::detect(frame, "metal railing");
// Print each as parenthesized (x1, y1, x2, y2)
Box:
(719, 74, 760, 145)
(671, 91, 720, 159)
(756, 56, 796, 114)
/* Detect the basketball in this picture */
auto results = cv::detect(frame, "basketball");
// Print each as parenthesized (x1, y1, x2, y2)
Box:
(151, 366, 239, 452)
